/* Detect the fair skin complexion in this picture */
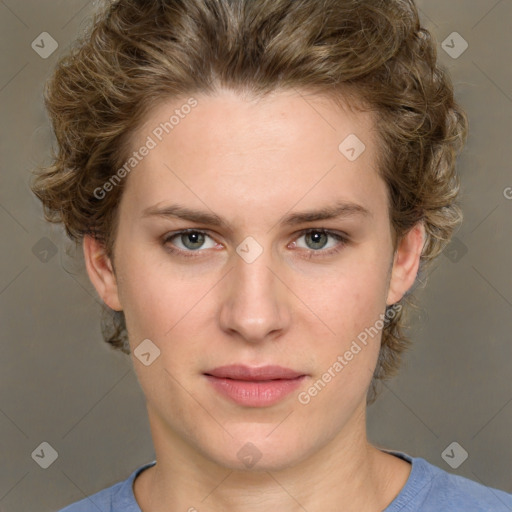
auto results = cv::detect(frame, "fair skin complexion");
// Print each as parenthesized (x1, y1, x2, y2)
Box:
(84, 88, 425, 512)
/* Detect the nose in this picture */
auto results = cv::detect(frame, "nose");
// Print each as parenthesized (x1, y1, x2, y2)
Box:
(218, 246, 291, 343)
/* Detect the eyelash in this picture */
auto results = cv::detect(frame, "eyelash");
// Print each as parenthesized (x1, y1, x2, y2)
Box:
(161, 228, 349, 260)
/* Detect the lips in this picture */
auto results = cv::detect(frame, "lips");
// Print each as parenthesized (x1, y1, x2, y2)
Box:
(203, 365, 307, 407)
(204, 364, 305, 381)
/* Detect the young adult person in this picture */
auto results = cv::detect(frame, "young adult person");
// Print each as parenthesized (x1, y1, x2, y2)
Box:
(31, 0, 512, 510)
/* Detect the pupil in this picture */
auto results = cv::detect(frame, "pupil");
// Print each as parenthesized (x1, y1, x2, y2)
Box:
(183, 232, 204, 249)
(308, 231, 327, 249)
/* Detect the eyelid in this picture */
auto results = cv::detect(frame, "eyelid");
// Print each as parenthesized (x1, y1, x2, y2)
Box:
(161, 228, 349, 259)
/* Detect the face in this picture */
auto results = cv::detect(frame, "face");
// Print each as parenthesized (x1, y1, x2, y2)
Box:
(85, 88, 423, 471)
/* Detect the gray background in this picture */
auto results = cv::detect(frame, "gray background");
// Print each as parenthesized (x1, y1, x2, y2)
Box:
(0, 0, 511, 510)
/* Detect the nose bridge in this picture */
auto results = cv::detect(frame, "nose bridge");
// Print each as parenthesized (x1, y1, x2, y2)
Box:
(219, 241, 290, 342)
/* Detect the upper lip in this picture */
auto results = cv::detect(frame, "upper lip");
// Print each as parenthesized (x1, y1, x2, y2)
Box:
(204, 365, 305, 381)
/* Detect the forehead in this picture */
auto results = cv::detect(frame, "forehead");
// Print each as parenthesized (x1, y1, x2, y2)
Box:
(121, 88, 387, 223)
(130, 88, 377, 158)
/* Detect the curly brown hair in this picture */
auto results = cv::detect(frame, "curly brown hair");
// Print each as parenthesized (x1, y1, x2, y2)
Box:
(31, 0, 468, 404)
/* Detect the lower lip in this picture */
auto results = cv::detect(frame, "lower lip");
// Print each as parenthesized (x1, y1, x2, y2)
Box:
(204, 375, 306, 407)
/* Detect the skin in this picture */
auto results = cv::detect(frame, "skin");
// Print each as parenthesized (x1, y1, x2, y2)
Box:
(84, 88, 425, 512)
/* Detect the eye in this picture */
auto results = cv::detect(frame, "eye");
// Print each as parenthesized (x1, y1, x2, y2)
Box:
(295, 230, 336, 250)
(291, 229, 348, 258)
(163, 229, 217, 254)
(162, 228, 349, 260)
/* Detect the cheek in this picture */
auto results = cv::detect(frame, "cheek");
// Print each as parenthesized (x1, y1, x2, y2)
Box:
(304, 258, 389, 382)
(114, 250, 177, 337)
(310, 258, 389, 332)
(117, 254, 218, 356)
(305, 288, 384, 408)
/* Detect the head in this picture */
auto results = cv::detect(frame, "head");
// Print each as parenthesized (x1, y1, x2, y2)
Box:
(32, 0, 467, 470)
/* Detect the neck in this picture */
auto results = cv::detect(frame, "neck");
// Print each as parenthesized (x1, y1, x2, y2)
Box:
(134, 403, 410, 512)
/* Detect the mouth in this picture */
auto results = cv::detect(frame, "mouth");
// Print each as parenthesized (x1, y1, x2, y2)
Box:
(204, 364, 306, 380)
(203, 365, 307, 407)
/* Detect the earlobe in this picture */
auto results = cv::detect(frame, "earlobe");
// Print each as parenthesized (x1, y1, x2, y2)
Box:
(386, 222, 425, 306)
(83, 235, 123, 311)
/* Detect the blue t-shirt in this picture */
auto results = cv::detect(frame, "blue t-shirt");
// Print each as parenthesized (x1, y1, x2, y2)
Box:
(58, 450, 512, 511)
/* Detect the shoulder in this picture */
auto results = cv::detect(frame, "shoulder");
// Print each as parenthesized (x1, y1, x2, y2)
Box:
(57, 461, 156, 512)
(425, 464, 512, 511)
(58, 485, 116, 511)
(385, 450, 512, 512)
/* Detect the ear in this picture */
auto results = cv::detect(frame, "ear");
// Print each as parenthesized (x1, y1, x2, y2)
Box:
(83, 235, 122, 311)
(386, 221, 425, 306)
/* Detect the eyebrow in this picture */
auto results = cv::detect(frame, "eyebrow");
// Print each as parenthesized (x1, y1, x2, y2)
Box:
(142, 200, 372, 229)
